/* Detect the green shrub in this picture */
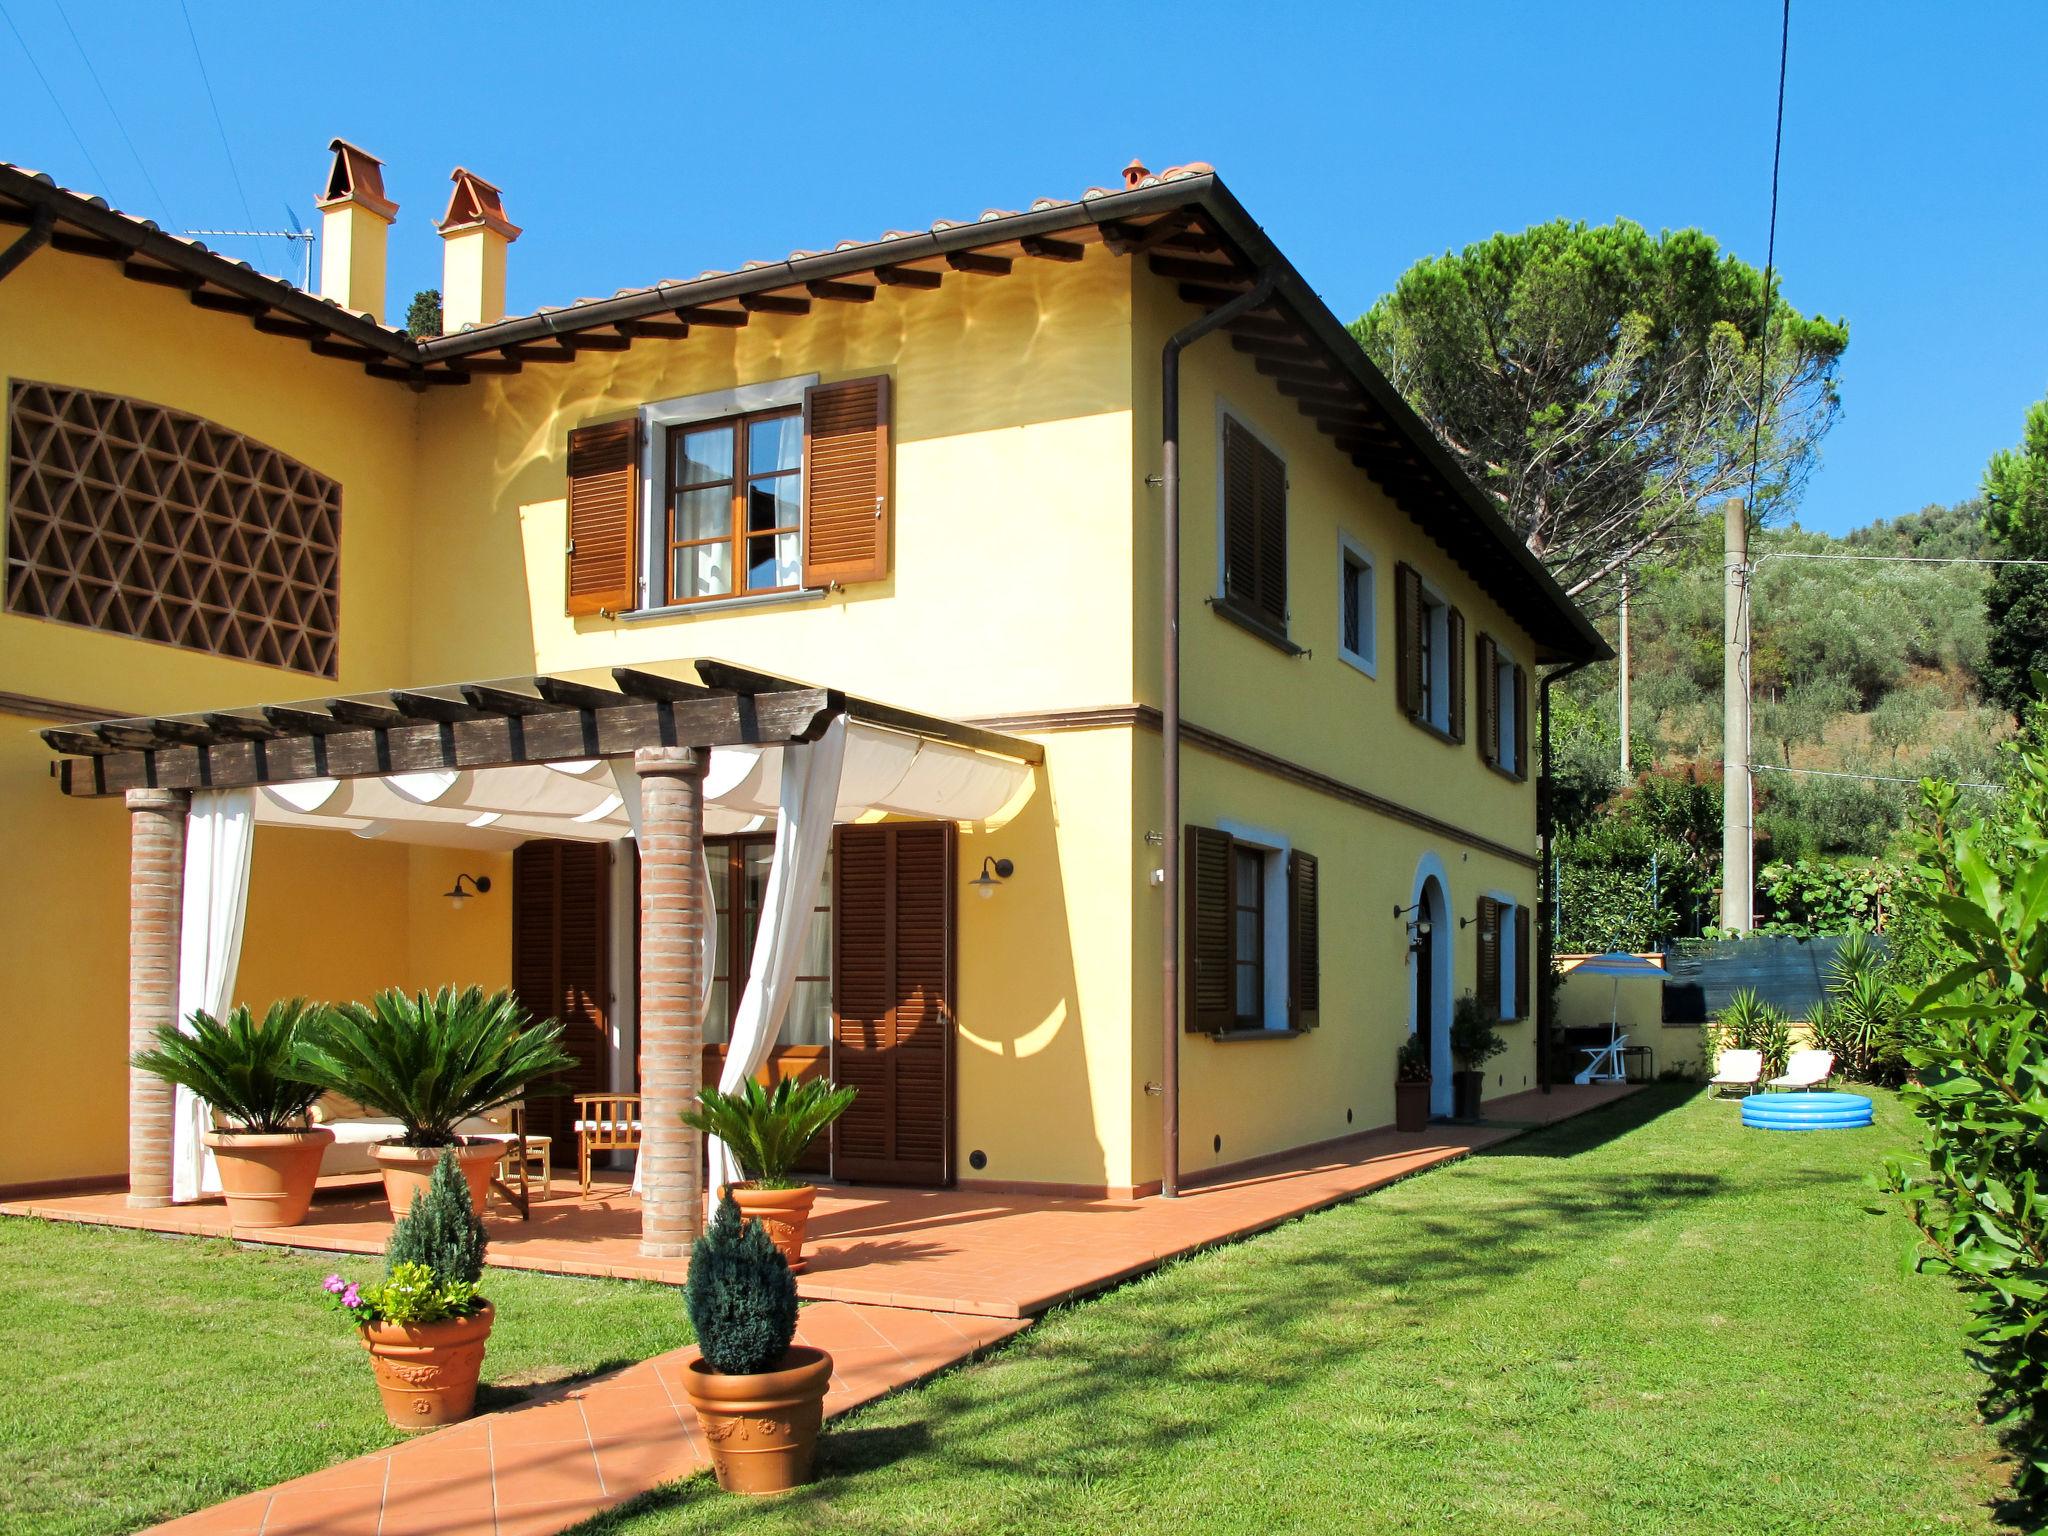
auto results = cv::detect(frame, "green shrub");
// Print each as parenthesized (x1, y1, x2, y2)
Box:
(294, 986, 574, 1147)
(1882, 738, 2048, 1516)
(387, 1149, 488, 1285)
(687, 1192, 799, 1375)
(129, 999, 324, 1134)
(1705, 989, 1792, 1079)
(679, 1076, 858, 1191)
(1396, 1033, 1431, 1084)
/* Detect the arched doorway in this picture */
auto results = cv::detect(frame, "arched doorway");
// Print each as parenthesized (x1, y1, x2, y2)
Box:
(1410, 859, 1454, 1118)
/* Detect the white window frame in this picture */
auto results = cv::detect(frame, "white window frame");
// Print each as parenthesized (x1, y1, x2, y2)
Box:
(1493, 638, 1520, 775)
(629, 373, 820, 616)
(1217, 815, 1293, 1032)
(1337, 532, 1376, 677)
(1417, 578, 1451, 732)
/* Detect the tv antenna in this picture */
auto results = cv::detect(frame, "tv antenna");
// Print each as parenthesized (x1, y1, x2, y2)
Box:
(181, 206, 314, 290)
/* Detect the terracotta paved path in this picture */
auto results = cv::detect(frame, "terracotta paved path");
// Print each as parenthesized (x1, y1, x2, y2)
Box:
(12, 1084, 1640, 1536)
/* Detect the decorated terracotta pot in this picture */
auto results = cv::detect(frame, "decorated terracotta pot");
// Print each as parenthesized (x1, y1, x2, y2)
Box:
(682, 1345, 833, 1494)
(727, 1183, 819, 1273)
(359, 1302, 495, 1429)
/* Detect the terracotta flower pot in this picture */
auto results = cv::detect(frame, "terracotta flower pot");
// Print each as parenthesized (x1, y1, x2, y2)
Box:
(371, 1139, 501, 1220)
(203, 1127, 335, 1229)
(727, 1183, 818, 1273)
(682, 1345, 833, 1495)
(359, 1301, 495, 1430)
(1394, 1081, 1431, 1133)
(1452, 1069, 1485, 1121)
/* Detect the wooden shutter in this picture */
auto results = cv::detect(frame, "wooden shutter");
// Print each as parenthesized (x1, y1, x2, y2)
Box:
(1474, 895, 1502, 1020)
(1446, 605, 1467, 743)
(801, 374, 892, 588)
(1252, 434, 1287, 628)
(1288, 849, 1320, 1029)
(1512, 664, 1530, 781)
(1514, 903, 1532, 1019)
(1184, 825, 1235, 1034)
(831, 822, 954, 1185)
(1221, 419, 1287, 631)
(1477, 633, 1500, 766)
(1395, 562, 1424, 718)
(511, 840, 611, 1160)
(565, 419, 640, 617)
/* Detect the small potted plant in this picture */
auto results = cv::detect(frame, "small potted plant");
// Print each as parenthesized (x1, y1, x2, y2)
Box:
(130, 999, 333, 1230)
(681, 1191, 832, 1495)
(1449, 992, 1506, 1120)
(294, 986, 573, 1218)
(680, 1075, 858, 1273)
(325, 1149, 494, 1429)
(1394, 1032, 1432, 1132)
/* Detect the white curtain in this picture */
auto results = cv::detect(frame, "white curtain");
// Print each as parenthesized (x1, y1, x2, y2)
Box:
(706, 715, 848, 1197)
(608, 759, 720, 1196)
(171, 787, 257, 1203)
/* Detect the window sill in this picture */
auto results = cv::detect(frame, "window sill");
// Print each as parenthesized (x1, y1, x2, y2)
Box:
(1206, 1026, 1308, 1043)
(1208, 597, 1306, 656)
(623, 588, 822, 622)
(1405, 714, 1460, 746)
(1337, 646, 1376, 679)
(1485, 760, 1529, 785)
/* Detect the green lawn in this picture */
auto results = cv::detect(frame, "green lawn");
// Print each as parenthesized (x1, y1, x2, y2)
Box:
(0, 1220, 692, 1536)
(587, 1086, 2012, 1536)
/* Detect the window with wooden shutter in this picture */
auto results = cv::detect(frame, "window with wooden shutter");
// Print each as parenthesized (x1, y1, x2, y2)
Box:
(1446, 605, 1467, 744)
(511, 839, 610, 1162)
(1512, 664, 1530, 782)
(1221, 416, 1288, 636)
(1395, 562, 1423, 717)
(801, 374, 891, 589)
(1184, 825, 1236, 1033)
(1288, 849, 1319, 1029)
(1477, 632, 1500, 766)
(565, 419, 640, 617)
(1474, 895, 1502, 1020)
(1514, 903, 1532, 1019)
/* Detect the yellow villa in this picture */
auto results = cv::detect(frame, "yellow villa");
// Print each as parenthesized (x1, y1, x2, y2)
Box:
(0, 144, 1605, 1247)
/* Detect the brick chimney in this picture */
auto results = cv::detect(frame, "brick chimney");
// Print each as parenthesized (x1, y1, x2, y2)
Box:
(436, 167, 520, 333)
(314, 139, 397, 323)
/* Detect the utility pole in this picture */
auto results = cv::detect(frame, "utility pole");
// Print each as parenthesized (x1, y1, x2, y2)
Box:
(1617, 569, 1632, 778)
(1720, 501, 1753, 932)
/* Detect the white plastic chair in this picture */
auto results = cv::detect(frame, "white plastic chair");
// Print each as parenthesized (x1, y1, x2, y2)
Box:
(1709, 1048, 1763, 1097)
(1768, 1048, 1835, 1091)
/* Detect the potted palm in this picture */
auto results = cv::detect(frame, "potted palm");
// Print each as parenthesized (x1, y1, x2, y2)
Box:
(294, 986, 573, 1218)
(1394, 1032, 1432, 1132)
(1449, 992, 1506, 1120)
(681, 1191, 831, 1495)
(130, 999, 332, 1230)
(325, 1150, 494, 1429)
(680, 1076, 858, 1273)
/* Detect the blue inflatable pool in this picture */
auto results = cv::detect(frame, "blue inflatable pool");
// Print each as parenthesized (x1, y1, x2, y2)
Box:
(1741, 1091, 1874, 1131)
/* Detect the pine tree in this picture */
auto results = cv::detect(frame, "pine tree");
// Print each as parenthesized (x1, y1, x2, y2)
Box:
(386, 1149, 488, 1284)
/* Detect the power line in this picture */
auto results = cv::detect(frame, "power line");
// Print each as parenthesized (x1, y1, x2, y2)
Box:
(1751, 761, 2002, 793)
(0, 0, 116, 197)
(1754, 549, 2048, 568)
(1740, 0, 1793, 523)
(50, 0, 177, 228)
(174, 0, 264, 270)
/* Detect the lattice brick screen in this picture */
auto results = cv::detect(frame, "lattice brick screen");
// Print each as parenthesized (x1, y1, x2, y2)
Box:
(4, 379, 342, 676)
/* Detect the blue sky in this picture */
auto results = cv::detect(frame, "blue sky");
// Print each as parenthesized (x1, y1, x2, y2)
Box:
(2, 0, 2040, 535)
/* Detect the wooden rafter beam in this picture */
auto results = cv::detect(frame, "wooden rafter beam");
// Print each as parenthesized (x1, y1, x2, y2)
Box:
(324, 698, 409, 729)
(674, 305, 748, 327)
(309, 338, 382, 364)
(873, 265, 943, 289)
(1148, 254, 1249, 284)
(190, 289, 267, 317)
(566, 330, 630, 351)
(945, 250, 1012, 277)
(202, 712, 283, 740)
(614, 319, 690, 339)
(503, 341, 577, 364)
(252, 315, 325, 341)
(805, 278, 875, 302)
(458, 682, 572, 717)
(531, 676, 623, 710)
(122, 262, 197, 290)
(611, 667, 728, 702)
(387, 690, 486, 724)
(1019, 235, 1085, 262)
(260, 704, 352, 735)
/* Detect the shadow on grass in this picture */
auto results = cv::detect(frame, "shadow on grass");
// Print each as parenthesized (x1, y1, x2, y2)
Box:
(562, 1112, 1729, 1534)
(1482, 1082, 1695, 1158)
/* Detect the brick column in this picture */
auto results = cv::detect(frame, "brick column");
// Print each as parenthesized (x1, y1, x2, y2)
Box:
(126, 787, 188, 1208)
(634, 747, 707, 1259)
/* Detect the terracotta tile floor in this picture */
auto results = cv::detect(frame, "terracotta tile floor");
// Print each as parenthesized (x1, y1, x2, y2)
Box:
(1, 1083, 1638, 1319)
(23, 1083, 1639, 1536)
(139, 1301, 1029, 1536)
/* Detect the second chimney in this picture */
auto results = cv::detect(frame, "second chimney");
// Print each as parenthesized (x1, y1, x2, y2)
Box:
(436, 168, 520, 333)
(314, 138, 397, 323)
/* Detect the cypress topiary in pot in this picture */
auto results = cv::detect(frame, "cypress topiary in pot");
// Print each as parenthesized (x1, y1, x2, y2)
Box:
(680, 1191, 831, 1495)
(1449, 992, 1507, 1120)
(680, 1076, 857, 1272)
(293, 986, 574, 1218)
(129, 999, 333, 1229)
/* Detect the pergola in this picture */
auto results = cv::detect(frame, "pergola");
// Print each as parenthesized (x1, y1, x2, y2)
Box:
(42, 659, 1042, 1256)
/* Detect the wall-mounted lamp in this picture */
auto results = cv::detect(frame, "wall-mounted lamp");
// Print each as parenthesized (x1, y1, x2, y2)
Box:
(444, 872, 492, 911)
(969, 856, 1014, 900)
(1393, 900, 1433, 953)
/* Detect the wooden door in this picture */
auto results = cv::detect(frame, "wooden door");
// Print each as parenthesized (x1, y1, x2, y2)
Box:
(512, 839, 611, 1164)
(832, 822, 955, 1185)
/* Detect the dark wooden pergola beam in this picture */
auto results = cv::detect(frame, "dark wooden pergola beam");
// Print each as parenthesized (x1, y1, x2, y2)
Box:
(693, 660, 1045, 765)
(532, 676, 625, 710)
(459, 682, 572, 717)
(612, 667, 730, 702)
(202, 712, 283, 741)
(326, 697, 411, 729)
(260, 704, 353, 735)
